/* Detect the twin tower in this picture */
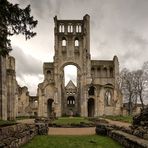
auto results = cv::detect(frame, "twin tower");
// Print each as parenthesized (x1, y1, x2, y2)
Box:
(37, 14, 122, 117)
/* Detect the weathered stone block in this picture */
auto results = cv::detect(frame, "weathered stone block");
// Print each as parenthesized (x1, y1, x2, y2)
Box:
(95, 124, 107, 135)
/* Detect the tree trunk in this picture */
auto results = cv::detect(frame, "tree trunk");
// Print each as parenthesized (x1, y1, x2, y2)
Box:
(139, 93, 144, 109)
(128, 95, 132, 115)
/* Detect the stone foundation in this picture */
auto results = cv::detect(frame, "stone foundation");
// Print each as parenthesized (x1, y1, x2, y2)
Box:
(96, 124, 148, 148)
(35, 117, 49, 135)
(0, 124, 37, 148)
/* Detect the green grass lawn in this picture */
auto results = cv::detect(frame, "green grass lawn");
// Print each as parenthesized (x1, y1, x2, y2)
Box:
(21, 135, 122, 148)
(53, 117, 92, 125)
(16, 116, 35, 120)
(103, 115, 133, 123)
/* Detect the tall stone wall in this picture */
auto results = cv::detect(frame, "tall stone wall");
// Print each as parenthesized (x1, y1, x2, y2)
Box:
(6, 56, 16, 120)
(17, 86, 30, 117)
(0, 56, 7, 120)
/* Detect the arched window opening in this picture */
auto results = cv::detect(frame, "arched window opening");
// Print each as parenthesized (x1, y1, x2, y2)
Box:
(76, 24, 82, 33)
(78, 25, 81, 32)
(76, 25, 79, 33)
(61, 25, 64, 32)
(68, 24, 73, 33)
(67, 96, 75, 106)
(91, 67, 95, 76)
(103, 67, 107, 77)
(75, 39, 79, 46)
(62, 37, 66, 46)
(105, 90, 112, 106)
(47, 70, 51, 75)
(97, 67, 101, 77)
(91, 67, 95, 71)
(88, 86, 95, 96)
(59, 25, 62, 32)
(110, 67, 113, 77)
(71, 25, 73, 32)
(59, 24, 64, 32)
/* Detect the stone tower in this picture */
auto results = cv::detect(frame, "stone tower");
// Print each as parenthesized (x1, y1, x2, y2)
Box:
(38, 15, 122, 117)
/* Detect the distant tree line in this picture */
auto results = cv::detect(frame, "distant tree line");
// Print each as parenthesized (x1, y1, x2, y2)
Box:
(118, 61, 148, 115)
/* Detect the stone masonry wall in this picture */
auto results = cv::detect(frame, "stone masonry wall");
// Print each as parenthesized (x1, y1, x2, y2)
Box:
(96, 124, 148, 148)
(0, 124, 38, 148)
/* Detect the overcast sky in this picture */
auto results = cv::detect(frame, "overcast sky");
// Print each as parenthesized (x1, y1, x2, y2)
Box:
(9, 0, 148, 95)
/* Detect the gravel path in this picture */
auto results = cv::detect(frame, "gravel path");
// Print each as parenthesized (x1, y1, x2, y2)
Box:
(105, 119, 131, 128)
(48, 127, 96, 135)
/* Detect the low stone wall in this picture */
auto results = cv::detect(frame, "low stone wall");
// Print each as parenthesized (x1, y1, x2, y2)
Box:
(35, 117, 49, 135)
(96, 124, 148, 148)
(109, 130, 148, 148)
(0, 124, 38, 148)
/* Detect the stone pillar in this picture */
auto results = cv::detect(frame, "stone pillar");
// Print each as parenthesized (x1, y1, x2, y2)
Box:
(6, 56, 16, 120)
(38, 88, 45, 117)
(94, 97, 98, 117)
(15, 87, 18, 117)
(56, 82, 62, 117)
(0, 56, 7, 120)
(98, 87, 105, 116)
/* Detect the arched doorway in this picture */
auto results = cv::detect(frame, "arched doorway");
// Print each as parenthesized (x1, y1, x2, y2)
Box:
(87, 98, 95, 117)
(47, 99, 54, 117)
(64, 65, 77, 86)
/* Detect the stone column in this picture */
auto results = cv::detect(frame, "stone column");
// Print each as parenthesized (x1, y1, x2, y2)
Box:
(6, 56, 16, 120)
(0, 56, 7, 120)
(38, 88, 45, 117)
(94, 96, 98, 117)
(98, 87, 105, 116)
(7, 69, 15, 120)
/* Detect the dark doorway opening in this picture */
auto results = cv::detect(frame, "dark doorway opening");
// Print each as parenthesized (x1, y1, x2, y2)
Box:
(88, 98, 95, 117)
(47, 99, 54, 117)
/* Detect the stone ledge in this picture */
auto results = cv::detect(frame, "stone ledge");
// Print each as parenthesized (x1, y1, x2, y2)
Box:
(109, 130, 148, 148)
(96, 124, 148, 148)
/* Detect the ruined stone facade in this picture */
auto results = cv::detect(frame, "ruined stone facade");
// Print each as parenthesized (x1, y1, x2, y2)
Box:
(0, 55, 38, 120)
(0, 55, 17, 120)
(17, 86, 38, 117)
(38, 15, 122, 117)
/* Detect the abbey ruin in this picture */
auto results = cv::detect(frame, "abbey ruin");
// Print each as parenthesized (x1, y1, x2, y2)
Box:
(0, 14, 123, 120)
(37, 14, 122, 117)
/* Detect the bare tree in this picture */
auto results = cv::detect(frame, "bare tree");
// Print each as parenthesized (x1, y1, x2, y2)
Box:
(142, 61, 148, 104)
(119, 62, 148, 115)
(119, 68, 136, 115)
(133, 70, 145, 109)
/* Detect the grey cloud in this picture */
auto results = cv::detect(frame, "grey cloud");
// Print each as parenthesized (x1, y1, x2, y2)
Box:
(10, 46, 42, 77)
(120, 30, 148, 69)
(8, 0, 148, 95)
